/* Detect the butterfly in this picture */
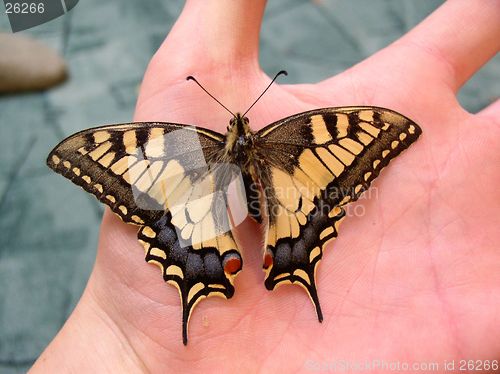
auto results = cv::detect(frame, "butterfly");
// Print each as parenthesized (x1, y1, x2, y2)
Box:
(47, 72, 422, 344)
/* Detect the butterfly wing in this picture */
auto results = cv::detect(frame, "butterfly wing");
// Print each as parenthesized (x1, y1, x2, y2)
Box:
(255, 107, 422, 319)
(47, 122, 244, 344)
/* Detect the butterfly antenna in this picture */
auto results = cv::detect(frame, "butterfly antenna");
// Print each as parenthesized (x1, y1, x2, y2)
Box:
(186, 76, 236, 117)
(242, 70, 288, 117)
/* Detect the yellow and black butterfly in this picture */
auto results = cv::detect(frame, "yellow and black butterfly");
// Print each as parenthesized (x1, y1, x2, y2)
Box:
(47, 71, 421, 344)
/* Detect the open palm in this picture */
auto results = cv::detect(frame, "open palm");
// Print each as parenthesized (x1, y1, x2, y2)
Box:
(33, 1, 500, 372)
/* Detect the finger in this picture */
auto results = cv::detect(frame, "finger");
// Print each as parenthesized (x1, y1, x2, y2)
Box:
(147, 0, 265, 78)
(136, 0, 266, 122)
(396, 0, 500, 92)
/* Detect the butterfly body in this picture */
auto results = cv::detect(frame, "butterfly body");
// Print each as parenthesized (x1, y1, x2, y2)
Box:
(47, 106, 421, 345)
(224, 113, 258, 177)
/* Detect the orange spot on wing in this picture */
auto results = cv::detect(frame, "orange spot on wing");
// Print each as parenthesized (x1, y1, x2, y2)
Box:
(223, 255, 242, 274)
(263, 251, 274, 269)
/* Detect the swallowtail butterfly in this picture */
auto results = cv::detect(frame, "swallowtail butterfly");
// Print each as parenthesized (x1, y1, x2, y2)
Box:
(47, 72, 422, 344)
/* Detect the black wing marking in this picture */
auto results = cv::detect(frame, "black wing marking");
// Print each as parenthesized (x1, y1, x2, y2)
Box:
(256, 106, 422, 319)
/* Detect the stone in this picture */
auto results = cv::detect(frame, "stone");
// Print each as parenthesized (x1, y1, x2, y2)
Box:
(0, 33, 67, 93)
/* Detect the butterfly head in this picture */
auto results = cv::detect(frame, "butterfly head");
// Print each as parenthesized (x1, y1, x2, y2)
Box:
(228, 113, 250, 134)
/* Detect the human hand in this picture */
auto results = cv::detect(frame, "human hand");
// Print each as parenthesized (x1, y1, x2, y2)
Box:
(32, 0, 500, 371)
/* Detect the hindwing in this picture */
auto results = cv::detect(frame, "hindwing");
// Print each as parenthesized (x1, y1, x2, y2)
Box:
(256, 106, 422, 318)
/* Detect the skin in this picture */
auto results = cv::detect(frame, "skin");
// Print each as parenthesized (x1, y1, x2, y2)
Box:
(31, 0, 500, 372)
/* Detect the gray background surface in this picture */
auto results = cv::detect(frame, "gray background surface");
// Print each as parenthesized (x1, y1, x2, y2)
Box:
(0, 1, 498, 371)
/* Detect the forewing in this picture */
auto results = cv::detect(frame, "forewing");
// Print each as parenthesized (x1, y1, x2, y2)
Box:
(47, 122, 224, 224)
(256, 107, 422, 318)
